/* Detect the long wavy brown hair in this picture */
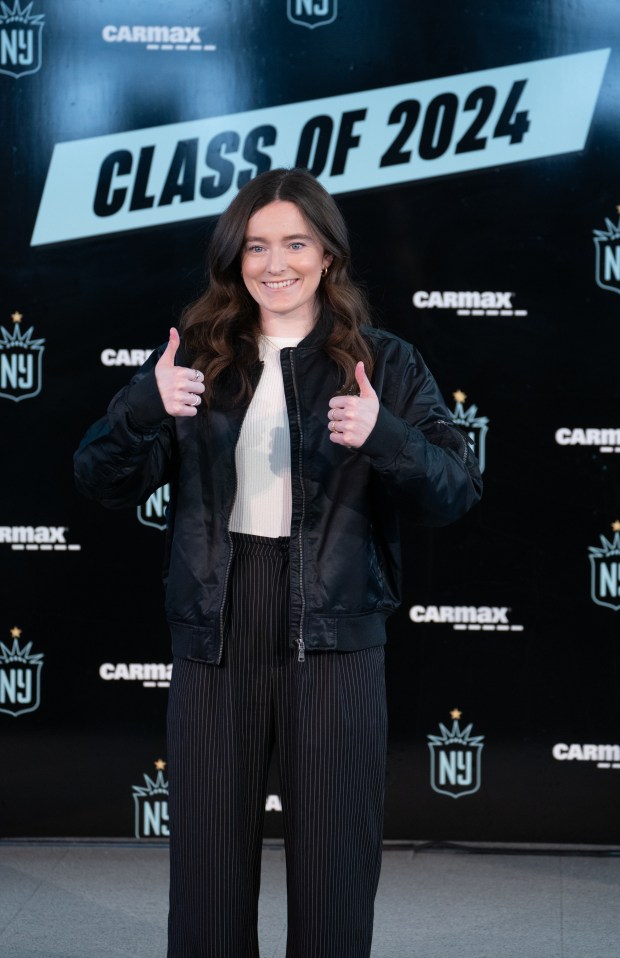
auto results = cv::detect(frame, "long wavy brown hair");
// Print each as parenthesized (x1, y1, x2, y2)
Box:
(180, 168, 374, 406)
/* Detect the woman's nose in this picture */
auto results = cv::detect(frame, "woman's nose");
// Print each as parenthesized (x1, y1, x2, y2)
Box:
(267, 248, 286, 273)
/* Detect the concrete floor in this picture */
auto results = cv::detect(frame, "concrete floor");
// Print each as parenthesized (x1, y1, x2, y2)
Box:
(1, 842, 619, 957)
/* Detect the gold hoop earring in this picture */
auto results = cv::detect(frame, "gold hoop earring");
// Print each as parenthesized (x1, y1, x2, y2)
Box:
(321, 265, 329, 278)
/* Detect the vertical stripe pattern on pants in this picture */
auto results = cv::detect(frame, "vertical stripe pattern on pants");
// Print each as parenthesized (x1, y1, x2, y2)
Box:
(167, 532, 387, 958)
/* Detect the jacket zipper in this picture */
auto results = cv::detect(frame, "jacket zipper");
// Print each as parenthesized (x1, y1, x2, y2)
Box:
(289, 350, 306, 663)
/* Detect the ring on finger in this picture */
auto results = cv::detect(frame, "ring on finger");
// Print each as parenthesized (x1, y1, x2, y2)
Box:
(192, 394, 200, 407)
(193, 369, 200, 381)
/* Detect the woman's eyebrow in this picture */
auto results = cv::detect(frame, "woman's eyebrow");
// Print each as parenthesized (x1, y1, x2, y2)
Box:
(245, 233, 315, 242)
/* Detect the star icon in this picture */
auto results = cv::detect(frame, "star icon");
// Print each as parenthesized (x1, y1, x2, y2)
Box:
(450, 708, 462, 720)
(11, 311, 23, 324)
(453, 390, 467, 404)
(612, 520, 620, 533)
(154, 759, 167, 771)
(10, 626, 22, 639)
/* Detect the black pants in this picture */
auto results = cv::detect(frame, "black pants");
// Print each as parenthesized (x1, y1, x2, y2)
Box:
(167, 533, 388, 958)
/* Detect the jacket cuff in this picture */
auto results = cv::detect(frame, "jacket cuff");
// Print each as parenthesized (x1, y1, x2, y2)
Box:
(125, 369, 169, 432)
(359, 403, 411, 466)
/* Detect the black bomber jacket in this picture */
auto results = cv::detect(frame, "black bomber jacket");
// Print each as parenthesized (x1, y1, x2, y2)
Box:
(74, 322, 482, 663)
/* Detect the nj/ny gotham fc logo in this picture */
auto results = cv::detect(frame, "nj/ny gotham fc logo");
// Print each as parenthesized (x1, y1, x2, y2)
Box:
(287, 0, 337, 29)
(593, 210, 620, 295)
(428, 710, 485, 799)
(132, 760, 169, 838)
(0, 312, 45, 402)
(0, 626, 44, 717)
(137, 484, 170, 531)
(589, 522, 620, 612)
(450, 390, 489, 473)
(0, 0, 44, 79)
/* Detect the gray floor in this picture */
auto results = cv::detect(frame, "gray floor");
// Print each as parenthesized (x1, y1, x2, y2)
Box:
(1, 842, 619, 958)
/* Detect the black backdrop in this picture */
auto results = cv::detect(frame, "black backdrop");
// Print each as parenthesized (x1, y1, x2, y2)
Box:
(1, 0, 619, 842)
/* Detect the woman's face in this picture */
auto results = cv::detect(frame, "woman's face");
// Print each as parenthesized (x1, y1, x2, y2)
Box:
(241, 200, 333, 335)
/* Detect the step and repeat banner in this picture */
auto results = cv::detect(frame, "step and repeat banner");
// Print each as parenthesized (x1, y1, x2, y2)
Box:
(1, 0, 619, 843)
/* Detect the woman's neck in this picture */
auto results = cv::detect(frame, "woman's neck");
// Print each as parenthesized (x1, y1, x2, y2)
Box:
(259, 311, 317, 339)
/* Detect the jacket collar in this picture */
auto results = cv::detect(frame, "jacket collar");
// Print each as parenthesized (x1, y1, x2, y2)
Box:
(296, 309, 334, 351)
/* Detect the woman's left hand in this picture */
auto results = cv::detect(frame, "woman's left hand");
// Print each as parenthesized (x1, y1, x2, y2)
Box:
(327, 361, 380, 449)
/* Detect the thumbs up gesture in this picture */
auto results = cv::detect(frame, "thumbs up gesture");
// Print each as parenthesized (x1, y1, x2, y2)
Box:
(155, 328, 205, 417)
(327, 361, 379, 448)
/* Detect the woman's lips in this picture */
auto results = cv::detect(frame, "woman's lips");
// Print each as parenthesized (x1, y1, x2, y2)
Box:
(263, 278, 299, 289)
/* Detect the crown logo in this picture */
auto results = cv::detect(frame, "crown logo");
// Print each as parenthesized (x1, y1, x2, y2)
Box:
(0, 1, 43, 24)
(132, 769, 169, 798)
(0, 1, 45, 79)
(0, 313, 46, 402)
(0, 628, 44, 717)
(0, 636, 44, 665)
(427, 711, 485, 799)
(427, 718, 485, 749)
(450, 391, 489, 472)
(589, 528, 620, 612)
(0, 322, 45, 351)
(593, 215, 620, 296)
(133, 763, 169, 838)
(589, 532, 620, 560)
(593, 217, 620, 242)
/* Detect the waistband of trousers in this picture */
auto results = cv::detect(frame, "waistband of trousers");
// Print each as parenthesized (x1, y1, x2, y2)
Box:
(229, 531, 291, 557)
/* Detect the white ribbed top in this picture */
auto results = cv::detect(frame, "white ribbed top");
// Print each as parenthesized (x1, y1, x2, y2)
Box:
(228, 335, 302, 537)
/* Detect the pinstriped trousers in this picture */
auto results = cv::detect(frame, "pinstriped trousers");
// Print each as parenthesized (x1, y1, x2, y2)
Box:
(167, 533, 387, 958)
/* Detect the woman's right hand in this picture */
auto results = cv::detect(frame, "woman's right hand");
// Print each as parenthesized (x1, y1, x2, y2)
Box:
(155, 327, 205, 417)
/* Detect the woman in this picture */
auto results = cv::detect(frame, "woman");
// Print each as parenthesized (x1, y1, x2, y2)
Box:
(75, 168, 482, 958)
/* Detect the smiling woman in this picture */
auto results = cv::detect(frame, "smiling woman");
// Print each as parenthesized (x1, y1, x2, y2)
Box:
(241, 201, 333, 336)
(74, 167, 482, 958)
(181, 167, 375, 406)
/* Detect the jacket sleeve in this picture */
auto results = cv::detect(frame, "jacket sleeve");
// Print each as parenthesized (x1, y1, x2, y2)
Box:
(359, 340, 482, 526)
(73, 346, 176, 509)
